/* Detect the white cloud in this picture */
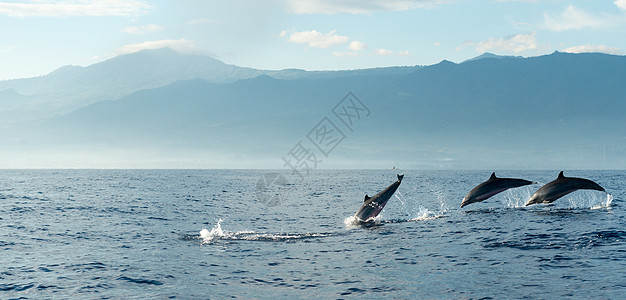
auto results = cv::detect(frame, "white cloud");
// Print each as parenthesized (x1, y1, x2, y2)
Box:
(332, 51, 360, 57)
(281, 29, 408, 58)
(285, 30, 349, 49)
(122, 24, 163, 35)
(543, 5, 616, 31)
(283, 0, 443, 14)
(562, 44, 622, 55)
(117, 38, 196, 54)
(473, 32, 537, 53)
(372, 48, 410, 56)
(375, 48, 394, 56)
(349, 41, 367, 51)
(616, 0, 626, 11)
(398, 50, 410, 56)
(187, 18, 219, 25)
(0, 0, 150, 17)
(0, 45, 16, 53)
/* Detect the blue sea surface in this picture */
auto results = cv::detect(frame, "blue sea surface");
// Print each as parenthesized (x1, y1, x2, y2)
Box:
(0, 169, 624, 299)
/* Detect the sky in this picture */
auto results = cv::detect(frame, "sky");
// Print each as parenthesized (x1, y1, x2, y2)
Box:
(1, 0, 626, 80)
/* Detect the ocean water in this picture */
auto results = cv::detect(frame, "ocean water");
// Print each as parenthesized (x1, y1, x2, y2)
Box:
(0, 169, 624, 299)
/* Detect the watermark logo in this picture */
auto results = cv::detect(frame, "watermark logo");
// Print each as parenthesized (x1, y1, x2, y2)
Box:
(282, 141, 322, 180)
(255, 92, 370, 206)
(255, 172, 290, 207)
(307, 117, 346, 157)
(333, 92, 371, 131)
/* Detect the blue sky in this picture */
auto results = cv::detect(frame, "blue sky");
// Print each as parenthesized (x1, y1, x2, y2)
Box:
(1, 0, 626, 80)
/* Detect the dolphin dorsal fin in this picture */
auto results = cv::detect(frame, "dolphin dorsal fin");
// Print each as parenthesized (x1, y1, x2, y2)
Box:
(558, 171, 565, 179)
(490, 172, 497, 180)
(364, 194, 371, 202)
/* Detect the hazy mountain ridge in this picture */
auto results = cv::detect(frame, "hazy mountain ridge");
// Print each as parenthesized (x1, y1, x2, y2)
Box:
(0, 48, 423, 129)
(1, 49, 625, 168)
(0, 48, 420, 104)
(0, 49, 259, 106)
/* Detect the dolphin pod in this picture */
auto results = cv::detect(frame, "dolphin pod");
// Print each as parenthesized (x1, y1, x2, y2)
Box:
(353, 174, 404, 223)
(461, 172, 535, 208)
(351, 172, 606, 224)
(525, 171, 606, 206)
(458, 171, 605, 208)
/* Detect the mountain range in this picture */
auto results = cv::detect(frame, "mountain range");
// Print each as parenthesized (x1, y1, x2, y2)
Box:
(0, 48, 624, 169)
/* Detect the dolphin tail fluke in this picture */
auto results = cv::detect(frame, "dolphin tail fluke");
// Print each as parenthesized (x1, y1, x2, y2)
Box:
(397, 174, 404, 182)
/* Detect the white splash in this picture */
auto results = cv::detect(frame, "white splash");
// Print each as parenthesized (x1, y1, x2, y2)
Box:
(566, 191, 613, 209)
(419, 179, 451, 214)
(501, 185, 535, 208)
(343, 214, 382, 227)
(604, 193, 614, 208)
(200, 219, 333, 243)
(343, 215, 359, 227)
(435, 191, 450, 214)
(523, 191, 614, 210)
(407, 205, 439, 221)
(395, 191, 442, 221)
(199, 218, 225, 244)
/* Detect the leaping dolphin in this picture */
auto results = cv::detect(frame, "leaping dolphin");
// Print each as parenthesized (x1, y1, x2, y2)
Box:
(525, 171, 605, 206)
(461, 172, 535, 208)
(354, 174, 404, 223)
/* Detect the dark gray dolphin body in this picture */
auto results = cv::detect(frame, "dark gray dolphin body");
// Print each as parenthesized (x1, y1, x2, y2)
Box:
(525, 171, 605, 206)
(461, 172, 535, 208)
(354, 174, 404, 223)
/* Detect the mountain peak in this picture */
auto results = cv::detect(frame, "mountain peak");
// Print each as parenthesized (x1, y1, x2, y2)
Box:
(125, 47, 180, 57)
(48, 65, 83, 76)
(463, 52, 523, 63)
(114, 47, 185, 62)
(438, 59, 456, 65)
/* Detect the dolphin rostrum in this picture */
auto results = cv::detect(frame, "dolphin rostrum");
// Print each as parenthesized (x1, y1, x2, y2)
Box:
(461, 172, 535, 208)
(525, 171, 606, 206)
(354, 174, 404, 223)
